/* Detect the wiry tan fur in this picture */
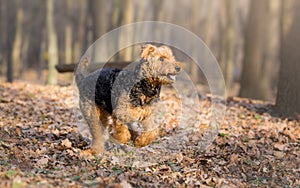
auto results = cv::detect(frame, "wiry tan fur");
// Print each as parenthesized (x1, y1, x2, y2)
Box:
(76, 44, 181, 153)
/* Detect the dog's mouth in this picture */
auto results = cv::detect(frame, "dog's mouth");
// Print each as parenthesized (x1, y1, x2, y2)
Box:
(167, 74, 176, 81)
(159, 73, 177, 83)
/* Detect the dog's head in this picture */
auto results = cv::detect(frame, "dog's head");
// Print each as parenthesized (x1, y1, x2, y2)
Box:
(138, 44, 182, 84)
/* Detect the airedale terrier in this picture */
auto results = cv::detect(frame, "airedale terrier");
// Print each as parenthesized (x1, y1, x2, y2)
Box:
(76, 44, 181, 153)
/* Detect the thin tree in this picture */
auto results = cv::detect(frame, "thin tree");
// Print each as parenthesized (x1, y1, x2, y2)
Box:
(90, 0, 109, 62)
(90, 0, 108, 40)
(204, 0, 213, 51)
(6, 0, 17, 83)
(0, 0, 7, 76)
(12, 0, 23, 79)
(219, 0, 236, 91)
(73, 1, 87, 62)
(191, 0, 202, 83)
(105, 0, 123, 62)
(118, 0, 134, 61)
(262, 0, 280, 92)
(46, 0, 58, 85)
(239, 0, 269, 100)
(64, 0, 72, 64)
(274, 0, 300, 118)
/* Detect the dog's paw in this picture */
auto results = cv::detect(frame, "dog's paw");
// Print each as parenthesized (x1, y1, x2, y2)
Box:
(128, 122, 145, 133)
(133, 128, 159, 148)
(91, 145, 105, 154)
(112, 122, 131, 144)
(91, 139, 105, 154)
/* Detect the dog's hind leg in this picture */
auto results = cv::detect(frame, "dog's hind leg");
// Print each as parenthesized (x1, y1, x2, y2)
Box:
(79, 99, 105, 154)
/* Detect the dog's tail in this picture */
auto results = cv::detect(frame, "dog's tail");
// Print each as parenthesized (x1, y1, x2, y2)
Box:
(75, 56, 90, 85)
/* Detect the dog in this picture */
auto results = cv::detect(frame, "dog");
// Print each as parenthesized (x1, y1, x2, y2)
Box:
(76, 44, 181, 153)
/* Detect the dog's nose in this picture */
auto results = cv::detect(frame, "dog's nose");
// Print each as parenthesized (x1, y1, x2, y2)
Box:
(175, 66, 181, 72)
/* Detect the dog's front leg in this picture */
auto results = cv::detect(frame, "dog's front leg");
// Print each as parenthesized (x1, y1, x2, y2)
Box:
(130, 118, 159, 148)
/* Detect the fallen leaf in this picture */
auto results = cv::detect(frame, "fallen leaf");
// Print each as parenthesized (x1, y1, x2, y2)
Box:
(61, 138, 72, 148)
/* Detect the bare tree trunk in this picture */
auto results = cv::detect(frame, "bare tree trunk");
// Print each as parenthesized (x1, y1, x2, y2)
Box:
(202, 0, 216, 90)
(118, 0, 134, 61)
(219, 0, 226, 68)
(111, 0, 122, 29)
(202, 0, 214, 74)
(85, 2, 93, 54)
(274, 0, 300, 118)
(25, 1, 46, 78)
(261, 0, 280, 100)
(191, 0, 202, 83)
(0, 0, 7, 75)
(90, 0, 107, 40)
(132, 0, 144, 58)
(90, 0, 109, 62)
(158, 1, 173, 44)
(239, 0, 268, 100)
(219, 0, 236, 91)
(204, 0, 214, 49)
(108, 0, 123, 61)
(63, 0, 74, 81)
(225, 0, 236, 91)
(64, 0, 72, 64)
(38, 30, 46, 80)
(6, 0, 17, 83)
(12, 0, 23, 79)
(46, 0, 58, 85)
(73, 1, 87, 62)
(21, 32, 29, 74)
(152, 0, 162, 21)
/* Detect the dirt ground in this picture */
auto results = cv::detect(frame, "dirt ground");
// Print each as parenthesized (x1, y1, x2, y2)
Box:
(0, 81, 299, 187)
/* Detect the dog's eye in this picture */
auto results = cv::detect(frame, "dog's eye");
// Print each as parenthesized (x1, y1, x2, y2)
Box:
(159, 57, 164, 62)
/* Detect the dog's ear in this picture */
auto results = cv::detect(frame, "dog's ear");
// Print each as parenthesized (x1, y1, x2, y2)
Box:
(140, 44, 157, 59)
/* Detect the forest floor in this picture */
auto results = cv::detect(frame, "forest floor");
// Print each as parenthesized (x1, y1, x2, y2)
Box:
(0, 82, 299, 187)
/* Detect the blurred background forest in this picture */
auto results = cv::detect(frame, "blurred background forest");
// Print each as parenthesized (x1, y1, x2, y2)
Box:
(0, 0, 299, 112)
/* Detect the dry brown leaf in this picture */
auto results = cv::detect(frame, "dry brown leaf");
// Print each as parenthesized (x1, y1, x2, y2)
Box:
(274, 143, 287, 151)
(61, 138, 72, 148)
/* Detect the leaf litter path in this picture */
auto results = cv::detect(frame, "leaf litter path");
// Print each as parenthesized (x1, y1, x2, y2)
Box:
(0, 82, 299, 187)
